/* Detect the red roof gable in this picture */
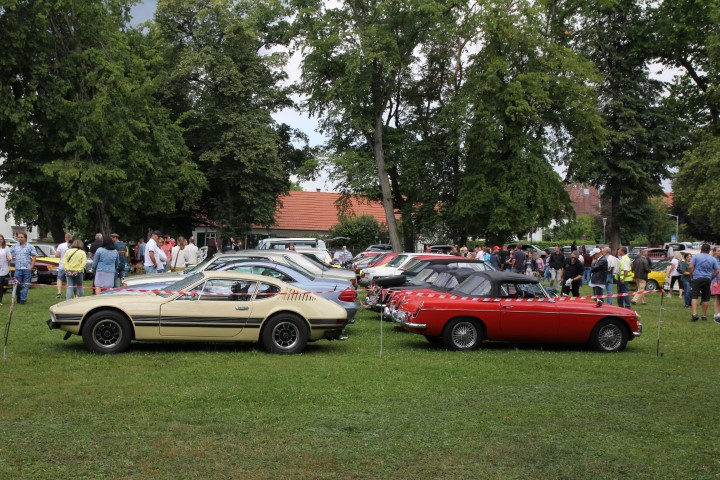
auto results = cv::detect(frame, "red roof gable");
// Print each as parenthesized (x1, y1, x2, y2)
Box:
(253, 191, 389, 233)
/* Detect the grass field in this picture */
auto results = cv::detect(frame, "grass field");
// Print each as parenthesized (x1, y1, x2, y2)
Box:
(1, 282, 719, 479)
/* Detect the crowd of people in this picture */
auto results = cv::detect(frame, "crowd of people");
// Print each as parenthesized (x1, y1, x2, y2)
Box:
(437, 241, 720, 322)
(2, 230, 719, 324)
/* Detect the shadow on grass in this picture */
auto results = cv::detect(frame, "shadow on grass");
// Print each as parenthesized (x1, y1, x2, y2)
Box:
(46, 336, 339, 356)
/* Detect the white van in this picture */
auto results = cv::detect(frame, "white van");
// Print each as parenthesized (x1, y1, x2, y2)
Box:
(257, 238, 327, 250)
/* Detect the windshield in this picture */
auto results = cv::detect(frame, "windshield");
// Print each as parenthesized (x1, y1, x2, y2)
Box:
(184, 255, 217, 274)
(295, 253, 329, 272)
(284, 254, 323, 275)
(385, 255, 408, 268)
(158, 273, 204, 298)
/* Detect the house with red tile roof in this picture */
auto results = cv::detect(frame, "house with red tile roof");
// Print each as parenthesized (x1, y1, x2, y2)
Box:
(250, 190, 389, 237)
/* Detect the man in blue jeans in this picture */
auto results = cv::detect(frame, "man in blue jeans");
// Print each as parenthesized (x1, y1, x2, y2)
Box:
(689, 243, 720, 322)
(9, 231, 36, 305)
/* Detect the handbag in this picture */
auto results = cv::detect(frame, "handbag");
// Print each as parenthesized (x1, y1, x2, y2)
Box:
(65, 249, 80, 277)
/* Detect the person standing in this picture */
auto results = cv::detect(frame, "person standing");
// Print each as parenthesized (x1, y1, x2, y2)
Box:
(499, 245, 510, 271)
(689, 243, 720, 322)
(679, 252, 692, 308)
(92, 238, 119, 294)
(665, 252, 683, 299)
(64, 240, 87, 300)
(711, 247, 720, 322)
(110, 233, 127, 286)
(170, 236, 189, 272)
(156, 237, 169, 272)
(144, 231, 164, 274)
(0, 235, 11, 306)
(55, 232, 73, 298)
(524, 251, 538, 277)
(581, 246, 592, 285)
(589, 248, 608, 307)
(631, 248, 651, 305)
(616, 247, 633, 309)
(186, 236, 200, 266)
(603, 247, 619, 305)
(89, 233, 104, 258)
(512, 245, 526, 274)
(548, 246, 565, 288)
(134, 238, 146, 273)
(561, 251, 584, 297)
(9, 232, 36, 305)
(161, 235, 173, 272)
(338, 245, 352, 267)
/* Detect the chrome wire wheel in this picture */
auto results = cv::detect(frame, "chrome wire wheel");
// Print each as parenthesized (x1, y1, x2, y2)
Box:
(271, 321, 300, 350)
(444, 318, 483, 351)
(597, 323, 622, 351)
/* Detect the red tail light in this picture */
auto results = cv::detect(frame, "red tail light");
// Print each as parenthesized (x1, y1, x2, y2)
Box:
(338, 287, 356, 302)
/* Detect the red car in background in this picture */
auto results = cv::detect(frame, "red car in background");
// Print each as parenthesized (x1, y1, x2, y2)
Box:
(394, 270, 642, 353)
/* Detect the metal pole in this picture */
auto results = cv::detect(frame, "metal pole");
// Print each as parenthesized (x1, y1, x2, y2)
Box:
(2, 282, 18, 362)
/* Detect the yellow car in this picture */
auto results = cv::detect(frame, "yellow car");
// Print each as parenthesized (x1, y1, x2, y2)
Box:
(645, 259, 672, 291)
(47, 271, 348, 354)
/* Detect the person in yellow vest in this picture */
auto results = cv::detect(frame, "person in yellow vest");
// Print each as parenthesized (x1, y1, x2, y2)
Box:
(616, 246, 633, 309)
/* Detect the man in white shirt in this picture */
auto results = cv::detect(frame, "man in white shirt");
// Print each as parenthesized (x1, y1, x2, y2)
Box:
(185, 236, 200, 266)
(603, 246, 620, 305)
(55, 232, 73, 298)
(144, 230, 164, 274)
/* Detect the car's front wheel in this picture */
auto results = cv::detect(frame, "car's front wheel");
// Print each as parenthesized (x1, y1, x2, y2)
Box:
(443, 317, 483, 351)
(261, 314, 309, 354)
(590, 319, 628, 352)
(645, 280, 658, 291)
(82, 311, 133, 354)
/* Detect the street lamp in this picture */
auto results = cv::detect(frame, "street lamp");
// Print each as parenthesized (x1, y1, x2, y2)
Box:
(666, 214, 679, 241)
(602, 217, 607, 245)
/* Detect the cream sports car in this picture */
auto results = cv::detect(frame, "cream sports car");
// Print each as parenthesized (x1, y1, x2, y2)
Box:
(47, 271, 348, 354)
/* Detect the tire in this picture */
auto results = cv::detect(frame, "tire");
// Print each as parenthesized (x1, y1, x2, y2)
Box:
(590, 319, 628, 353)
(261, 314, 309, 354)
(645, 280, 658, 291)
(442, 318, 483, 351)
(82, 311, 133, 354)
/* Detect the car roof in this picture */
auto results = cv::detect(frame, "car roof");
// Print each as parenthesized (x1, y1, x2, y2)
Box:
(470, 270, 541, 284)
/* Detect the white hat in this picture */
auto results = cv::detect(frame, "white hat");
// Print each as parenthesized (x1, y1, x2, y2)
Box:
(590, 247, 601, 256)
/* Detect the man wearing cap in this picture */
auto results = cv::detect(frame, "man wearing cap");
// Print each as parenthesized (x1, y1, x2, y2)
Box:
(589, 247, 609, 307)
(144, 231, 164, 274)
(111, 233, 127, 286)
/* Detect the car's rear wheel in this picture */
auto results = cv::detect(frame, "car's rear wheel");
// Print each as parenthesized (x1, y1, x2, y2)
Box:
(82, 311, 132, 354)
(645, 280, 658, 291)
(443, 317, 483, 351)
(590, 319, 628, 353)
(262, 314, 309, 354)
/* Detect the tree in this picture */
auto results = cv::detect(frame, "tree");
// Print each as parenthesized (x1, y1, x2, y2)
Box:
(0, 0, 205, 240)
(450, 0, 602, 244)
(651, 0, 720, 239)
(326, 214, 386, 253)
(292, 0, 459, 251)
(152, 0, 306, 238)
(561, 0, 684, 249)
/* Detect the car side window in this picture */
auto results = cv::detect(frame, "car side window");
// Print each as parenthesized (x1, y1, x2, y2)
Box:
(500, 283, 519, 298)
(251, 282, 281, 301)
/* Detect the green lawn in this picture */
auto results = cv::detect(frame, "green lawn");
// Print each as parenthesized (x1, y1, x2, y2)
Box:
(1, 283, 719, 479)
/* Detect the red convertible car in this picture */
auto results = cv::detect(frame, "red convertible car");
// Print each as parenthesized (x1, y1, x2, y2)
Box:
(394, 271, 642, 353)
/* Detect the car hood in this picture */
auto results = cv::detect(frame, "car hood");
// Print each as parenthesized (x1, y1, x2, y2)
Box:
(123, 272, 184, 286)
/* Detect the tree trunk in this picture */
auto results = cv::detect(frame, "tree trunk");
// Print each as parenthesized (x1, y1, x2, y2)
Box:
(93, 201, 111, 238)
(372, 114, 402, 252)
(609, 194, 621, 250)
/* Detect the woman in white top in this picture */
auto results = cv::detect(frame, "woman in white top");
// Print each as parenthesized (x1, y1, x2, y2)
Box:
(0, 235, 11, 306)
(170, 236, 189, 272)
(156, 237, 168, 272)
(665, 252, 683, 298)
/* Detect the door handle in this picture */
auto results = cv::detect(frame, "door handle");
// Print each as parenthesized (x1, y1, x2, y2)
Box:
(235, 306, 249, 311)
(502, 305, 513, 309)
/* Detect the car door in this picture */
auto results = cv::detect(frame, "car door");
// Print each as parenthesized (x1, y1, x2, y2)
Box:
(159, 278, 254, 337)
(499, 282, 558, 342)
